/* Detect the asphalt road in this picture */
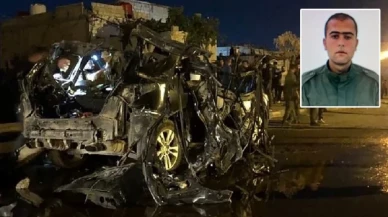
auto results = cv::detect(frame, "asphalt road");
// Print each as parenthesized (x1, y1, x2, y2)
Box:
(254, 127, 388, 217)
(1, 115, 388, 216)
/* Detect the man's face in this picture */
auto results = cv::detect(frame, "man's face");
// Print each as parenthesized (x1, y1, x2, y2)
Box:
(323, 18, 358, 66)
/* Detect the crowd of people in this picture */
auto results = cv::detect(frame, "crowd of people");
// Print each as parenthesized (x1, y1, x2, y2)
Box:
(216, 54, 326, 127)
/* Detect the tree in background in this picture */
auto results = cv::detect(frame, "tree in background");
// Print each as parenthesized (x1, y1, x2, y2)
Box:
(273, 31, 300, 64)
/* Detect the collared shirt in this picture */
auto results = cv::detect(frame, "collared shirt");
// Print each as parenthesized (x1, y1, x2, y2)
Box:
(302, 61, 379, 106)
(284, 72, 298, 101)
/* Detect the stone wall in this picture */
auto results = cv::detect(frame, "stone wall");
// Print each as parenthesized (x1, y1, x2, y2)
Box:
(203, 43, 217, 63)
(0, 1, 133, 68)
(252, 48, 270, 56)
(161, 26, 217, 62)
(90, 2, 127, 49)
(0, 3, 89, 69)
(170, 26, 188, 43)
(119, 0, 169, 22)
(90, 2, 126, 37)
(0, 0, 214, 68)
(217, 46, 271, 58)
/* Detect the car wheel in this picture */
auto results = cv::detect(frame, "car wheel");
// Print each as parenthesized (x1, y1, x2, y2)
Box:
(153, 120, 183, 172)
(48, 150, 86, 169)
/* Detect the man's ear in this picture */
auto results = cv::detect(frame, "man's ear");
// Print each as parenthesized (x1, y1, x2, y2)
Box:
(323, 38, 327, 50)
(355, 38, 359, 50)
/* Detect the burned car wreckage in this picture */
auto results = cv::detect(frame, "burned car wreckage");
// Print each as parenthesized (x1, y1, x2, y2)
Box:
(16, 23, 274, 206)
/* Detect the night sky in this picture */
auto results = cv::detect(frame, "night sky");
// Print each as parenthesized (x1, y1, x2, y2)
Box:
(1, 0, 388, 49)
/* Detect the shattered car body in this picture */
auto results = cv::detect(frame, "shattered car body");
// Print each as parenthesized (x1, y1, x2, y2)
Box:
(17, 23, 274, 205)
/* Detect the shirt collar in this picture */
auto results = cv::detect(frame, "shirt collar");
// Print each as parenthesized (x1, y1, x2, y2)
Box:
(325, 60, 359, 83)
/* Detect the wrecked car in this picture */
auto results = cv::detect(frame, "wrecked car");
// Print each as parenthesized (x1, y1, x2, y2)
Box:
(16, 23, 274, 205)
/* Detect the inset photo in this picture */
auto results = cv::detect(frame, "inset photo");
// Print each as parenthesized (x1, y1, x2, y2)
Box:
(300, 9, 381, 108)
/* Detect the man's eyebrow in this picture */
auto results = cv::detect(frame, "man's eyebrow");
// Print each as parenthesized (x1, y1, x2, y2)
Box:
(329, 31, 354, 35)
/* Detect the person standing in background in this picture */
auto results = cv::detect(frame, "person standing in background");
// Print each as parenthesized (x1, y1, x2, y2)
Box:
(382, 79, 387, 98)
(272, 62, 282, 103)
(276, 66, 286, 102)
(282, 65, 300, 126)
(279, 66, 287, 101)
(262, 59, 273, 108)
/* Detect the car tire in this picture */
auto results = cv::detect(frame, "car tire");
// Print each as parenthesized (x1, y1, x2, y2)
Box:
(152, 120, 183, 172)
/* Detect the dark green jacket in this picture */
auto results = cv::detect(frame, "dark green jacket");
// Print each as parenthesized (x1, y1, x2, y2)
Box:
(302, 61, 379, 106)
(284, 72, 298, 101)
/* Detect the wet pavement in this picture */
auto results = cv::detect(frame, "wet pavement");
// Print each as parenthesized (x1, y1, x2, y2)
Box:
(264, 127, 388, 217)
(1, 122, 388, 216)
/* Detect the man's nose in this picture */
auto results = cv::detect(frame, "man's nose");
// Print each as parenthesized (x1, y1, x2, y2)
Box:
(337, 36, 346, 47)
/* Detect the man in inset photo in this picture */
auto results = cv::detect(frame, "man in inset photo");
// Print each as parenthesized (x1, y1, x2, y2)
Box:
(301, 12, 379, 107)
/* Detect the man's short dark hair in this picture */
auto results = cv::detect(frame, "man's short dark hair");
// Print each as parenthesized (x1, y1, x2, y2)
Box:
(324, 13, 358, 37)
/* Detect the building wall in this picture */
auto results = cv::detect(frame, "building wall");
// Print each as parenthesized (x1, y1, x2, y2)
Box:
(0, 2, 133, 68)
(252, 48, 270, 56)
(90, 2, 127, 49)
(204, 43, 217, 63)
(217, 46, 271, 57)
(0, 0, 214, 68)
(119, 0, 169, 22)
(90, 2, 126, 37)
(162, 26, 217, 62)
(236, 46, 251, 55)
(217, 46, 231, 56)
(0, 3, 89, 69)
(170, 27, 188, 43)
